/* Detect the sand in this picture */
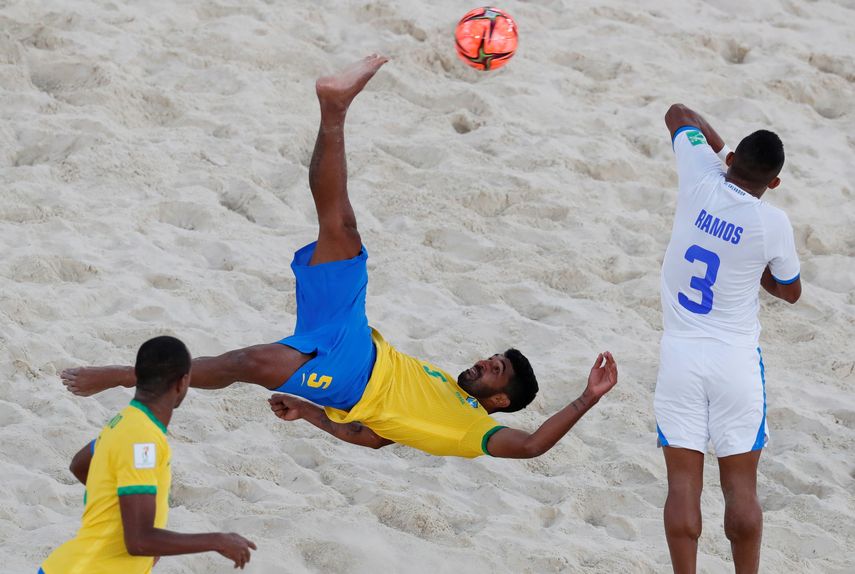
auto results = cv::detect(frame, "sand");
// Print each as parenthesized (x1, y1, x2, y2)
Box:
(1, 0, 853, 572)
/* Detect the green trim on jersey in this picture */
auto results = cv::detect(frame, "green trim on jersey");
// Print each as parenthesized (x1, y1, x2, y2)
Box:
(481, 425, 507, 456)
(130, 400, 168, 435)
(117, 485, 157, 496)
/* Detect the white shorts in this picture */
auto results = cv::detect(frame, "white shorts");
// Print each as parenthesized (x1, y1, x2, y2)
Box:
(654, 335, 768, 458)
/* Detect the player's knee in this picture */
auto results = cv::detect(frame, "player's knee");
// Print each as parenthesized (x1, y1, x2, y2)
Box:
(665, 510, 702, 541)
(664, 490, 702, 540)
(319, 221, 361, 250)
(320, 219, 359, 237)
(724, 500, 762, 542)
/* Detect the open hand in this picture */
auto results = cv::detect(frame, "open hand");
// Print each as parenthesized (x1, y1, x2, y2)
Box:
(583, 352, 618, 403)
(216, 532, 256, 569)
(268, 393, 308, 421)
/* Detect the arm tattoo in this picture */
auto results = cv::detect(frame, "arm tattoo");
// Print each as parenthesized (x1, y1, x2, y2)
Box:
(571, 396, 589, 413)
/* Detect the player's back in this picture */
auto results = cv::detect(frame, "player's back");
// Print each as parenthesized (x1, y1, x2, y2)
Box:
(42, 401, 171, 574)
(661, 128, 799, 348)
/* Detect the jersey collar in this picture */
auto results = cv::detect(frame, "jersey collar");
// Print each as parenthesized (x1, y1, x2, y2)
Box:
(130, 399, 168, 435)
(724, 180, 760, 203)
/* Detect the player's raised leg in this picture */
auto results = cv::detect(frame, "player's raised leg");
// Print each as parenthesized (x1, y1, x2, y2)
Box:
(663, 447, 705, 574)
(308, 54, 387, 266)
(59, 56, 388, 398)
(719, 451, 763, 574)
(62, 343, 312, 396)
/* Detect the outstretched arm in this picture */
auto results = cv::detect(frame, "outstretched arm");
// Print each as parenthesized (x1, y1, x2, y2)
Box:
(268, 394, 394, 449)
(665, 103, 727, 154)
(486, 352, 618, 459)
(120, 494, 256, 569)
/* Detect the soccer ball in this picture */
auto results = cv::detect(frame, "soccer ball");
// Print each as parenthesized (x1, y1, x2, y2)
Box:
(454, 7, 518, 71)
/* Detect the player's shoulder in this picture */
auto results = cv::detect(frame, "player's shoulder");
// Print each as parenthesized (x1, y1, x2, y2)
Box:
(109, 402, 168, 444)
(756, 200, 793, 230)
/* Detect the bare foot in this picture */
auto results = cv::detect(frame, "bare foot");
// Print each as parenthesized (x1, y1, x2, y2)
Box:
(315, 54, 389, 114)
(61, 366, 135, 397)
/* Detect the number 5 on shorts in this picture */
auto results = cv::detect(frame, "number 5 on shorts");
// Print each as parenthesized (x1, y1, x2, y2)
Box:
(678, 244, 720, 315)
(306, 373, 333, 389)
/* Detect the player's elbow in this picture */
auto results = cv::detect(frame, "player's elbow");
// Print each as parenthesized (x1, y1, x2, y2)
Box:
(780, 282, 801, 304)
(521, 439, 548, 459)
(124, 531, 158, 557)
(124, 537, 146, 556)
(783, 291, 801, 304)
(68, 462, 83, 484)
(69, 456, 88, 485)
(371, 438, 393, 450)
(665, 103, 686, 123)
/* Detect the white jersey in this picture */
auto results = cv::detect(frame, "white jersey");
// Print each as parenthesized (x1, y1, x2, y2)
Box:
(660, 127, 800, 348)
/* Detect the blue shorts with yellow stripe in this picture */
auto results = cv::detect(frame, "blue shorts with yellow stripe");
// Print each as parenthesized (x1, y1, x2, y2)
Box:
(274, 242, 375, 410)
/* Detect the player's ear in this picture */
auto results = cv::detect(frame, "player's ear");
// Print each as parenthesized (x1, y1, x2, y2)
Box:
(177, 373, 191, 394)
(486, 393, 510, 411)
(768, 176, 781, 189)
(725, 151, 735, 166)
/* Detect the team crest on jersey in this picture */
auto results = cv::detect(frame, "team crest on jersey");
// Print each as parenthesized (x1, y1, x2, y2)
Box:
(686, 130, 707, 146)
(465, 397, 479, 409)
(134, 443, 156, 469)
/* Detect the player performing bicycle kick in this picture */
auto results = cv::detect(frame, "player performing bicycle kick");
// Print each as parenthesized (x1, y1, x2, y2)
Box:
(62, 55, 619, 459)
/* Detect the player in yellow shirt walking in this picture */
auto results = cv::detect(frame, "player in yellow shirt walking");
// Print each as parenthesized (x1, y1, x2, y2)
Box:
(41, 336, 256, 573)
(60, 55, 618, 460)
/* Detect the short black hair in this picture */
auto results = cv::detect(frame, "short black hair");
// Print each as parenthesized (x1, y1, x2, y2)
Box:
(134, 336, 191, 398)
(497, 348, 538, 413)
(731, 130, 785, 186)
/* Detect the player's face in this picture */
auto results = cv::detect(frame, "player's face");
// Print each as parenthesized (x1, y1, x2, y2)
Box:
(457, 353, 514, 399)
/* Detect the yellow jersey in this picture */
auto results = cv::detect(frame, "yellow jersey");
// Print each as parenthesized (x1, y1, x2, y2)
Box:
(326, 330, 505, 457)
(42, 400, 172, 574)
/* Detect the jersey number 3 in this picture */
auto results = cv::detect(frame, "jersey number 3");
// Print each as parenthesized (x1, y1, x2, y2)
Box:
(678, 245, 720, 315)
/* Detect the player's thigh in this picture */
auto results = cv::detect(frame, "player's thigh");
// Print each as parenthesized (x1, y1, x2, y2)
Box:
(654, 336, 709, 453)
(224, 343, 313, 390)
(718, 449, 761, 503)
(290, 241, 369, 333)
(707, 345, 766, 458)
(663, 446, 705, 498)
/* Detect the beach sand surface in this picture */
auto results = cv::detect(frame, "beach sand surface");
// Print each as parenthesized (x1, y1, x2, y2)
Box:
(1, 1, 853, 572)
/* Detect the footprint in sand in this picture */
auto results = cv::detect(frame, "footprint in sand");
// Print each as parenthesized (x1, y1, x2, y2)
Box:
(157, 201, 216, 231)
(366, 493, 458, 542)
(297, 539, 355, 574)
(13, 129, 94, 167)
(808, 52, 855, 83)
(7, 255, 98, 284)
(762, 459, 836, 499)
(29, 60, 109, 97)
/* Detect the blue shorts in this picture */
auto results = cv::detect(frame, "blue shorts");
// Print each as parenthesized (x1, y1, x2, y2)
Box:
(274, 242, 375, 410)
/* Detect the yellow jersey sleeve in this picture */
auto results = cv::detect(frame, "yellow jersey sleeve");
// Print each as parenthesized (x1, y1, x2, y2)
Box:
(115, 444, 161, 496)
(460, 416, 506, 458)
